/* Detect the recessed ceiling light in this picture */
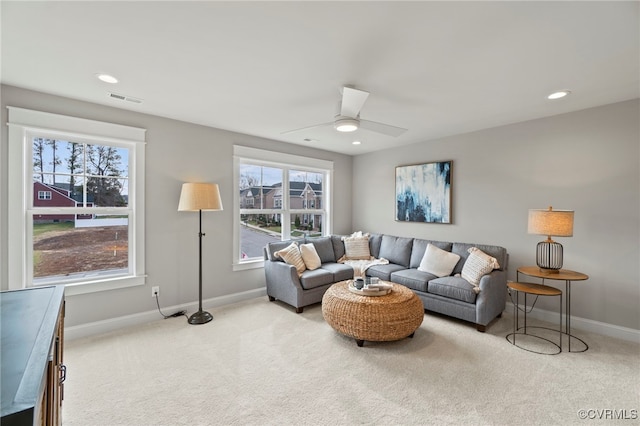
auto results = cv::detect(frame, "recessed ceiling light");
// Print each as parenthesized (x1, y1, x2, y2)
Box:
(96, 73, 118, 84)
(547, 90, 571, 100)
(352, 141, 361, 145)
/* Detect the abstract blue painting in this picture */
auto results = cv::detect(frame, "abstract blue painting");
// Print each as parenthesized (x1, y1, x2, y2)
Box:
(395, 161, 451, 223)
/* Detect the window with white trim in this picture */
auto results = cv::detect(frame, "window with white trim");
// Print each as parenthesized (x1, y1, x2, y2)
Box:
(38, 191, 52, 200)
(233, 146, 333, 270)
(7, 107, 146, 295)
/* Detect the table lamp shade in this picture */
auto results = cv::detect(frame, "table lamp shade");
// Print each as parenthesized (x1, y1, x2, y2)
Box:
(528, 207, 574, 237)
(527, 206, 574, 272)
(178, 183, 223, 211)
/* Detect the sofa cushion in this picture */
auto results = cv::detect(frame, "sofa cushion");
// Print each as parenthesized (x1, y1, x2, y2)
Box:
(274, 242, 306, 276)
(368, 233, 383, 259)
(306, 236, 336, 264)
(452, 242, 507, 274)
(390, 269, 436, 293)
(320, 262, 354, 282)
(410, 239, 453, 269)
(300, 243, 321, 270)
(418, 244, 461, 277)
(379, 235, 413, 267)
(331, 235, 346, 261)
(365, 263, 407, 281)
(342, 232, 371, 260)
(428, 276, 478, 304)
(461, 247, 500, 291)
(299, 268, 334, 290)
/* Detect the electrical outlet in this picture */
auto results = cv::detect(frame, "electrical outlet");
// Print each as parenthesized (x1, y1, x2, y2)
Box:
(151, 286, 159, 298)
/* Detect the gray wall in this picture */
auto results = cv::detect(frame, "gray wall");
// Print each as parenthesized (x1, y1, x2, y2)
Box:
(352, 99, 639, 331)
(0, 85, 353, 327)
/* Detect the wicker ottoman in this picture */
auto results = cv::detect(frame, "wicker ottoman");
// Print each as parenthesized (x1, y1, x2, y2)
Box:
(322, 281, 424, 347)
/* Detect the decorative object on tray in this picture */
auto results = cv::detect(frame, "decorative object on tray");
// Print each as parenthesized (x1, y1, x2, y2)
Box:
(347, 280, 393, 296)
(395, 161, 452, 224)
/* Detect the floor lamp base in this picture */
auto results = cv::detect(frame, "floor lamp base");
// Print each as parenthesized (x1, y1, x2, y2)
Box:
(188, 310, 213, 325)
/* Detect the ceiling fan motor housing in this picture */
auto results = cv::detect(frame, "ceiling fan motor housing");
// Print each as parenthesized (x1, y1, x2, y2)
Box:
(334, 116, 359, 132)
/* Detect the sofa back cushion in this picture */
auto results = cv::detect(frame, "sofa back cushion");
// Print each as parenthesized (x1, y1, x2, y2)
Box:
(331, 235, 346, 260)
(410, 239, 453, 269)
(305, 236, 336, 264)
(452, 242, 508, 274)
(378, 235, 413, 268)
(368, 233, 383, 259)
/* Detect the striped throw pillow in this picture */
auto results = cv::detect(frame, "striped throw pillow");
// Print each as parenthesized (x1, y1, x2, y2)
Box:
(461, 247, 500, 293)
(342, 232, 371, 260)
(275, 242, 306, 276)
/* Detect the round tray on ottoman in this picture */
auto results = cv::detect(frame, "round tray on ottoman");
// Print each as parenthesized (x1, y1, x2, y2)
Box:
(322, 280, 424, 347)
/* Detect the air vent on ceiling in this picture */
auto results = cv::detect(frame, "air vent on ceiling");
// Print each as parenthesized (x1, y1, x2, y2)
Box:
(108, 92, 143, 104)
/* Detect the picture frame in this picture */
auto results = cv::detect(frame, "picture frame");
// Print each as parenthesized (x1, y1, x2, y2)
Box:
(395, 161, 452, 224)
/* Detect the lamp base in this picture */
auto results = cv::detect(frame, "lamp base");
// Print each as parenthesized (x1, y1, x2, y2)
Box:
(536, 240, 563, 272)
(188, 310, 213, 325)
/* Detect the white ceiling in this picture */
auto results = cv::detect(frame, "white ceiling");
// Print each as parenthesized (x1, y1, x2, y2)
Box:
(2, 1, 638, 155)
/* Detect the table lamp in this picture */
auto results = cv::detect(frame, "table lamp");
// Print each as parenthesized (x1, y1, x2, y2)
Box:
(178, 182, 223, 324)
(527, 206, 574, 273)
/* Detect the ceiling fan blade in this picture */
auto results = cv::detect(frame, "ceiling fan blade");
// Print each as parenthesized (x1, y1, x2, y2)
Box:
(340, 87, 370, 118)
(280, 121, 333, 135)
(359, 119, 408, 137)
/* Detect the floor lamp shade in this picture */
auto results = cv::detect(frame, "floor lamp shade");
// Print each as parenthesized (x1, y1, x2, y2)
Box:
(178, 183, 223, 212)
(528, 206, 574, 272)
(178, 182, 223, 325)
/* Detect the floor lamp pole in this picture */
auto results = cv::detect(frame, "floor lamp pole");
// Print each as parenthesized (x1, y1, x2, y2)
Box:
(188, 209, 213, 325)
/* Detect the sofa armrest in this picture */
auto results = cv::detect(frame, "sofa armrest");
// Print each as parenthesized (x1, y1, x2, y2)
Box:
(475, 269, 507, 326)
(264, 259, 302, 293)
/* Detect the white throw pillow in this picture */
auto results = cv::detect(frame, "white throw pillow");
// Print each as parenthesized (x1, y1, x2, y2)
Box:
(461, 247, 500, 292)
(274, 242, 306, 276)
(417, 244, 461, 277)
(300, 243, 322, 270)
(341, 232, 371, 260)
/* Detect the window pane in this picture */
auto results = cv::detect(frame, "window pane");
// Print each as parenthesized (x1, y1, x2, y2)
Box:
(290, 170, 323, 210)
(289, 213, 322, 240)
(33, 215, 129, 281)
(239, 213, 281, 260)
(239, 164, 282, 210)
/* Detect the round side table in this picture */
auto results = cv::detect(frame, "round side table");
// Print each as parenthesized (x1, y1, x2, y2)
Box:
(506, 282, 563, 355)
(517, 266, 589, 352)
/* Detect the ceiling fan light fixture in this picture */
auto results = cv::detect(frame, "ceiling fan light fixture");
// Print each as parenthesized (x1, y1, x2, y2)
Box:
(334, 117, 359, 132)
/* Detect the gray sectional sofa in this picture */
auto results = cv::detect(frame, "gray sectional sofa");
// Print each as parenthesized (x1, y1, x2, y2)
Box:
(264, 233, 508, 332)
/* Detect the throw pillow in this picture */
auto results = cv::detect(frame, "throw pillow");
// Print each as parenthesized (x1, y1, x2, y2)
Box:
(274, 242, 306, 276)
(417, 244, 461, 278)
(341, 231, 371, 260)
(461, 247, 500, 292)
(300, 243, 322, 270)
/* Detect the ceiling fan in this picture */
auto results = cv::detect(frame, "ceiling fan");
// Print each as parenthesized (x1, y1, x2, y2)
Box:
(282, 86, 408, 137)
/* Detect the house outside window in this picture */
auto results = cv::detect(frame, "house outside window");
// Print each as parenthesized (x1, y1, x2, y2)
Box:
(7, 107, 146, 295)
(233, 145, 333, 270)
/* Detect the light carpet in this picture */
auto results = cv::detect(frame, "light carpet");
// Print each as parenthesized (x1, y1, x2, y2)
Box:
(63, 297, 640, 425)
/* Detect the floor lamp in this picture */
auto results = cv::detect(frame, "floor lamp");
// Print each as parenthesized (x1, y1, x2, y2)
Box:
(178, 182, 223, 325)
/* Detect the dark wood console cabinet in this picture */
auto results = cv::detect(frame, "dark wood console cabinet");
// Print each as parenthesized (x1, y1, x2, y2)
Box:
(1, 286, 65, 426)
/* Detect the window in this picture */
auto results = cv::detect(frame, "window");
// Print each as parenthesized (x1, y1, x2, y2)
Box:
(233, 146, 333, 270)
(7, 107, 146, 295)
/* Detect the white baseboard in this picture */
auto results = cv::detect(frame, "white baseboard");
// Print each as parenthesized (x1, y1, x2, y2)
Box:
(505, 302, 640, 344)
(65, 287, 267, 341)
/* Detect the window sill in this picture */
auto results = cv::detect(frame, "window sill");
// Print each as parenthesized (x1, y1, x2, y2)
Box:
(60, 275, 146, 296)
(233, 260, 265, 271)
